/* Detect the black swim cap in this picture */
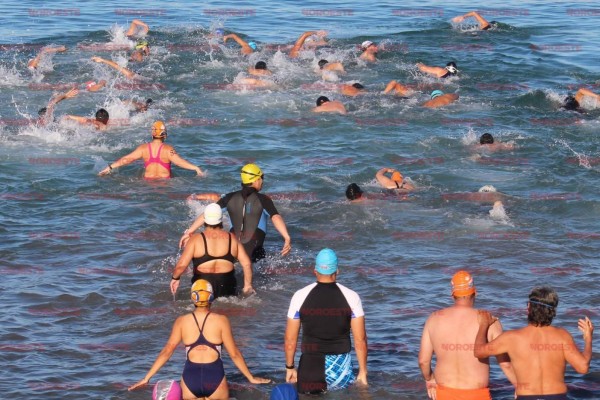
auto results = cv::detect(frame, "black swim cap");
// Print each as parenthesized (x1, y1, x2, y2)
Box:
(95, 108, 110, 125)
(446, 61, 458, 75)
(563, 96, 580, 111)
(255, 61, 267, 70)
(345, 183, 363, 200)
(318, 59, 329, 69)
(146, 98, 153, 106)
(480, 133, 494, 145)
(352, 83, 364, 89)
(316, 96, 330, 106)
(38, 107, 48, 116)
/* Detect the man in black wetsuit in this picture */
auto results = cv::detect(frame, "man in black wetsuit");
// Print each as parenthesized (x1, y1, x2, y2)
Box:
(284, 248, 368, 393)
(180, 163, 292, 262)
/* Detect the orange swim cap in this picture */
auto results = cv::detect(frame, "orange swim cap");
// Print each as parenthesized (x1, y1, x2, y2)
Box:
(451, 270, 476, 297)
(151, 121, 167, 138)
(391, 171, 403, 182)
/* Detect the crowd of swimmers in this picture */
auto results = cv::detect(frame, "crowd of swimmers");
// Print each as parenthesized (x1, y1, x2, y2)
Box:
(18, 11, 596, 400)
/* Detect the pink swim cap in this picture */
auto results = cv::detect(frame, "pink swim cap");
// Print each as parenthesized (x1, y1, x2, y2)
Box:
(85, 81, 96, 90)
(152, 380, 182, 400)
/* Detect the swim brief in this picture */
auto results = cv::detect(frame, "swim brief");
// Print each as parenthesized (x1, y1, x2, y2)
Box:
(516, 394, 567, 400)
(436, 384, 492, 400)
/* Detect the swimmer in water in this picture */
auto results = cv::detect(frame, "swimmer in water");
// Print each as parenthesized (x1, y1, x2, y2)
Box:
(125, 19, 149, 38)
(290, 31, 327, 58)
(345, 183, 364, 202)
(91, 56, 143, 80)
(562, 88, 600, 111)
(28, 45, 67, 70)
(84, 80, 107, 92)
(223, 33, 256, 55)
(359, 41, 378, 62)
(476, 133, 515, 151)
(65, 108, 110, 130)
(442, 185, 509, 203)
(37, 87, 79, 126)
(312, 96, 347, 114)
(417, 61, 459, 78)
(423, 90, 459, 108)
(98, 121, 205, 178)
(248, 61, 272, 76)
(121, 98, 153, 113)
(383, 80, 414, 97)
(452, 11, 498, 30)
(317, 59, 345, 73)
(375, 168, 415, 191)
(340, 83, 366, 97)
(129, 39, 150, 62)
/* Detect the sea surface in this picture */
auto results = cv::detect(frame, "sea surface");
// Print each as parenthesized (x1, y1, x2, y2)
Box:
(0, 0, 599, 399)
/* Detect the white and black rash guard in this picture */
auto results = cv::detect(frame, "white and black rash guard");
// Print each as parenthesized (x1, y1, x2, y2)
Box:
(287, 282, 364, 355)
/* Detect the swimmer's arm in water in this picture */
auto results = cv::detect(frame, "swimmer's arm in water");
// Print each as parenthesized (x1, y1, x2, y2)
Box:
(188, 193, 220, 202)
(91, 56, 136, 79)
(351, 316, 368, 385)
(128, 316, 182, 391)
(28, 45, 67, 69)
(220, 315, 271, 384)
(98, 145, 144, 176)
(271, 214, 292, 256)
(284, 317, 301, 383)
(166, 147, 206, 176)
(452, 11, 490, 30)
(289, 31, 318, 58)
(126, 19, 149, 38)
(416, 63, 447, 78)
(375, 168, 398, 189)
(170, 237, 196, 294)
(223, 33, 253, 54)
(234, 237, 254, 295)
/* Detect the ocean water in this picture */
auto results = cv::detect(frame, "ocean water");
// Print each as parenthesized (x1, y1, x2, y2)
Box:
(0, 1, 599, 399)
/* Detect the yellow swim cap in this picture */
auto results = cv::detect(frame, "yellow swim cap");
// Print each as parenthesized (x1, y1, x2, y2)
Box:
(191, 279, 214, 306)
(240, 163, 263, 184)
(151, 121, 167, 138)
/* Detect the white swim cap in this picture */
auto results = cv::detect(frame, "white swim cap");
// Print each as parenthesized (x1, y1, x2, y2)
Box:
(478, 185, 497, 193)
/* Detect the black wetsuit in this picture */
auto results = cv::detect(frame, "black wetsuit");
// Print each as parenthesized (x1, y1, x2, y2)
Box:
(217, 187, 279, 262)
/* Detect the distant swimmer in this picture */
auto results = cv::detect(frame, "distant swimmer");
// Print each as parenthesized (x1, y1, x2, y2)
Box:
(121, 98, 153, 113)
(28, 45, 67, 70)
(443, 185, 508, 203)
(231, 77, 276, 89)
(476, 133, 515, 151)
(475, 286, 593, 400)
(419, 271, 516, 400)
(423, 90, 459, 108)
(91, 56, 144, 80)
(170, 203, 254, 299)
(128, 279, 271, 398)
(129, 39, 150, 62)
(312, 96, 347, 114)
(359, 41, 378, 62)
(125, 19, 149, 38)
(317, 59, 345, 73)
(452, 11, 497, 30)
(345, 182, 410, 202)
(417, 61, 459, 78)
(383, 80, 414, 97)
(223, 33, 257, 55)
(375, 168, 415, 191)
(37, 87, 79, 126)
(289, 31, 326, 58)
(340, 83, 365, 97)
(98, 121, 205, 178)
(248, 61, 272, 76)
(562, 88, 600, 111)
(180, 163, 292, 262)
(284, 249, 368, 393)
(345, 183, 364, 202)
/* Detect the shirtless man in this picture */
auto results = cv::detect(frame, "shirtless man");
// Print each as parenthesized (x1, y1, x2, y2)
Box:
(248, 61, 272, 76)
(28, 45, 67, 70)
(383, 80, 414, 97)
(223, 33, 256, 55)
(340, 83, 365, 97)
(418, 62, 459, 78)
(419, 271, 516, 400)
(359, 41, 378, 62)
(317, 59, 345, 73)
(563, 88, 600, 111)
(375, 168, 415, 191)
(476, 133, 515, 151)
(423, 90, 459, 108)
(312, 96, 347, 115)
(289, 31, 326, 58)
(475, 287, 593, 400)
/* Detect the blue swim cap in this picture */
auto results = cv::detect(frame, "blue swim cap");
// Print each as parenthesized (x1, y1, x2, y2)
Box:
(248, 41, 257, 50)
(270, 383, 299, 400)
(315, 248, 338, 275)
(215, 28, 224, 36)
(431, 90, 444, 99)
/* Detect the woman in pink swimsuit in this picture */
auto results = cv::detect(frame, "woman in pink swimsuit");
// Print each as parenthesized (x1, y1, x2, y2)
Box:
(98, 121, 205, 179)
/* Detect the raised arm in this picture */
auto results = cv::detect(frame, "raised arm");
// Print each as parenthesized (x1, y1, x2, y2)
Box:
(564, 317, 593, 374)
(452, 12, 491, 30)
(351, 316, 368, 385)
(375, 168, 397, 189)
(271, 214, 292, 256)
(43, 88, 78, 123)
(223, 33, 253, 54)
(289, 31, 318, 58)
(128, 317, 182, 391)
(284, 318, 301, 382)
(28, 46, 67, 69)
(234, 237, 254, 295)
(126, 19, 149, 37)
(167, 147, 205, 176)
(91, 56, 136, 79)
(220, 316, 271, 384)
(98, 145, 144, 176)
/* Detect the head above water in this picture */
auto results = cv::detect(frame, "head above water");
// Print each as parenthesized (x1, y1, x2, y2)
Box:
(255, 61, 267, 70)
(95, 108, 109, 125)
(315, 248, 338, 275)
(478, 185, 497, 193)
(480, 133, 494, 144)
(445, 61, 458, 75)
(135, 39, 148, 50)
(191, 279, 215, 307)
(316, 96, 330, 106)
(352, 83, 365, 90)
(430, 90, 444, 99)
(345, 183, 363, 200)
(240, 163, 263, 185)
(38, 107, 48, 116)
(248, 41, 257, 51)
(151, 120, 167, 139)
(214, 28, 224, 36)
(451, 270, 476, 298)
(528, 286, 558, 327)
(563, 95, 580, 111)
(361, 40, 375, 50)
(318, 59, 329, 69)
(204, 203, 223, 226)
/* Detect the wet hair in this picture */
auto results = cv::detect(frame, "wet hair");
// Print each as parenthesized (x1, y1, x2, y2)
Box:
(345, 183, 363, 200)
(447, 62, 457, 68)
(146, 98, 153, 106)
(446, 61, 458, 75)
(38, 107, 48, 116)
(318, 59, 329, 69)
(563, 95, 580, 111)
(527, 287, 558, 327)
(255, 61, 267, 70)
(480, 133, 494, 145)
(352, 83, 364, 89)
(316, 96, 329, 106)
(95, 108, 110, 125)
(203, 222, 224, 229)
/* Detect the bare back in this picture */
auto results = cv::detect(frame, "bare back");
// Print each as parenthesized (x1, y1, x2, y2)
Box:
(425, 306, 495, 389)
(190, 229, 237, 273)
(180, 311, 225, 364)
(141, 141, 172, 178)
